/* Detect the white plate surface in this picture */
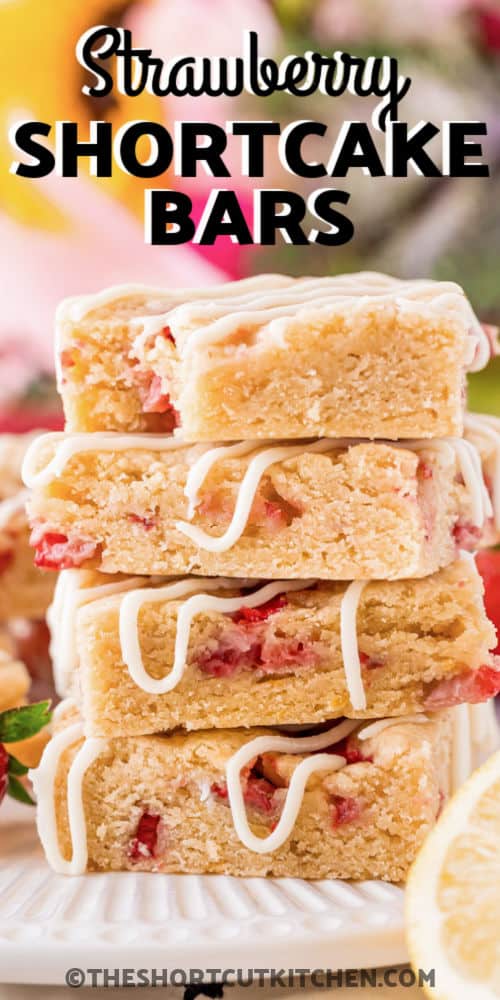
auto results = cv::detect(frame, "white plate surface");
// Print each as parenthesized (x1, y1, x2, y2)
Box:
(0, 802, 407, 984)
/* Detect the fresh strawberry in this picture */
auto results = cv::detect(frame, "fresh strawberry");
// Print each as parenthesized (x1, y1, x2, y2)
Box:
(232, 594, 287, 624)
(30, 530, 98, 570)
(126, 512, 158, 531)
(242, 774, 276, 814)
(161, 326, 175, 345)
(196, 638, 262, 677)
(134, 368, 180, 429)
(128, 812, 161, 861)
(452, 520, 483, 551)
(417, 460, 433, 480)
(359, 651, 384, 669)
(196, 629, 318, 678)
(60, 349, 76, 369)
(211, 767, 277, 815)
(424, 664, 500, 710)
(327, 736, 373, 765)
(331, 795, 364, 827)
(210, 781, 228, 800)
(476, 549, 500, 654)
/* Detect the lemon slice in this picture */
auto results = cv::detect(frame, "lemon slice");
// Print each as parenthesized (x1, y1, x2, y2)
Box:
(405, 749, 500, 1000)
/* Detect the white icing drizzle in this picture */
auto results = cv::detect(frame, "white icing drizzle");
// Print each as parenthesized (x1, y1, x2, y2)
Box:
(55, 275, 292, 389)
(464, 412, 500, 530)
(184, 441, 260, 519)
(225, 719, 359, 854)
(119, 579, 311, 695)
(59, 274, 290, 324)
(161, 274, 487, 373)
(357, 714, 429, 741)
(51, 697, 77, 725)
(0, 489, 29, 530)
(21, 432, 187, 489)
(29, 723, 106, 875)
(447, 438, 492, 526)
(23, 432, 491, 550)
(48, 570, 148, 697)
(340, 581, 368, 711)
(177, 439, 341, 552)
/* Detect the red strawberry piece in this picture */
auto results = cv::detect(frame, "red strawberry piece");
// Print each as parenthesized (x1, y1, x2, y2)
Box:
(437, 789, 445, 819)
(0, 744, 8, 806)
(359, 651, 384, 669)
(210, 781, 228, 801)
(31, 530, 98, 570)
(424, 663, 500, 710)
(0, 550, 14, 575)
(263, 500, 288, 531)
(60, 349, 76, 369)
(161, 326, 175, 345)
(417, 460, 433, 480)
(243, 775, 276, 814)
(196, 626, 318, 678)
(476, 549, 500, 654)
(331, 795, 363, 827)
(452, 519, 483, 551)
(211, 772, 277, 815)
(197, 638, 262, 677)
(258, 636, 319, 673)
(232, 594, 287, 625)
(126, 512, 158, 531)
(136, 371, 180, 424)
(326, 736, 373, 765)
(128, 812, 161, 861)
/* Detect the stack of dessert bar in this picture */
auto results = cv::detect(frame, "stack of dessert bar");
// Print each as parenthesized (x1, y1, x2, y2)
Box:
(25, 273, 500, 880)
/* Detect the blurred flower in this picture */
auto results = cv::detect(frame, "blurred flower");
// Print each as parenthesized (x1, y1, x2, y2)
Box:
(0, 0, 169, 227)
(313, 0, 473, 45)
(475, 5, 500, 51)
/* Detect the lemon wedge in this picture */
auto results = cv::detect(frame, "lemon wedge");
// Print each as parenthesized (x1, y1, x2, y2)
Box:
(405, 749, 500, 999)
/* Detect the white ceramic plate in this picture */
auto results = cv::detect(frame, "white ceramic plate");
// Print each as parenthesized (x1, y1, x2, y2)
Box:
(0, 801, 407, 985)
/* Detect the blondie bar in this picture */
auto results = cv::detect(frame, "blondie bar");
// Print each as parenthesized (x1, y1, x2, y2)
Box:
(0, 431, 55, 620)
(56, 273, 493, 441)
(23, 433, 492, 580)
(32, 712, 453, 880)
(56, 275, 292, 434)
(0, 493, 54, 620)
(132, 273, 492, 441)
(48, 559, 497, 735)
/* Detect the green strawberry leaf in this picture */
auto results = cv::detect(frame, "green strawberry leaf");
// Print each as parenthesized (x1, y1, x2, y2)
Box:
(7, 775, 35, 806)
(8, 755, 29, 776)
(0, 701, 51, 743)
